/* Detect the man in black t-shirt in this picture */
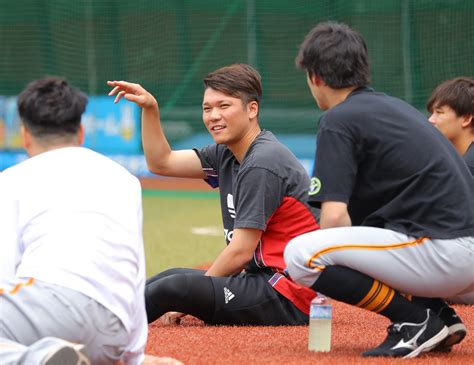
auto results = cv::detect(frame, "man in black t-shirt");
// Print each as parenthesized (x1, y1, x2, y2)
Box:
(108, 64, 320, 326)
(426, 77, 474, 305)
(284, 21, 474, 358)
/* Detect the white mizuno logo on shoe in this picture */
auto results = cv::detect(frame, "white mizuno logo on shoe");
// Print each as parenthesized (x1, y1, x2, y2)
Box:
(223, 287, 235, 304)
(392, 319, 428, 351)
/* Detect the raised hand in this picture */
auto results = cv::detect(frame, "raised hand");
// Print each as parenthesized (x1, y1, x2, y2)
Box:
(107, 80, 158, 109)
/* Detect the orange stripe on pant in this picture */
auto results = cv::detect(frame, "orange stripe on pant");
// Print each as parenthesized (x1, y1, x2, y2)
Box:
(306, 236, 429, 269)
(0, 278, 35, 295)
(305, 237, 428, 314)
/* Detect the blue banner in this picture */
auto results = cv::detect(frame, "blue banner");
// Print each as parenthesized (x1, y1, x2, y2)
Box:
(82, 97, 141, 154)
(0, 96, 141, 154)
(0, 96, 22, 149)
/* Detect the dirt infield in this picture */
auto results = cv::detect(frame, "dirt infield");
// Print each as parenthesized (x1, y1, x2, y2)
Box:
(141, 178, 473, 364)
(145, 301, 473, 365)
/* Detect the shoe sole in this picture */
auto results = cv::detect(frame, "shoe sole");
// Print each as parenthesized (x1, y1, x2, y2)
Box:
(432, 324, 467, 352)
(42, 345, 90, 365)
(404, 325, 449, 359)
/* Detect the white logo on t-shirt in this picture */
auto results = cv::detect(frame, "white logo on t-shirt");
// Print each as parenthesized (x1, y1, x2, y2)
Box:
(227, 194, 236, 218)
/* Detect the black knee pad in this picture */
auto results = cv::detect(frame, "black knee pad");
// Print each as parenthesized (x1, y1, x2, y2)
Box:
(146, 274, 188, 305)
(146, 268, 205, 285)
(145, 273, 215, 323)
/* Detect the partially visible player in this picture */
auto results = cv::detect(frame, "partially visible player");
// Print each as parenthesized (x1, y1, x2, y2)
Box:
(284, 21, 474, 358)
(427, 77, 474, 175)
(425, 77, 474, 305)
(108, 64, 320, 326)
(0, 77, 178, 365)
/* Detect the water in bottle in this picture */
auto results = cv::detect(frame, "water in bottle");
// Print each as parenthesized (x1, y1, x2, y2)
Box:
(308, 295, 332, 352)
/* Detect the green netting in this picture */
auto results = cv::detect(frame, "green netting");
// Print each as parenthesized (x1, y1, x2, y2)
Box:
(0, 0, 473, 136)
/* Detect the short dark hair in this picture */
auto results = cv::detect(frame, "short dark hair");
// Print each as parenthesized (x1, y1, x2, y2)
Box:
(427, 77, 474, 118)
(17, 76, 87, 139)
(203, 64, 262, 105)
(295, 21, 370, 88)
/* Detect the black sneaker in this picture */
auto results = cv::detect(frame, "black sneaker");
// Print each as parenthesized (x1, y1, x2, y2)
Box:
(431, 306, 467, 352)
(362, 309, 448, 358)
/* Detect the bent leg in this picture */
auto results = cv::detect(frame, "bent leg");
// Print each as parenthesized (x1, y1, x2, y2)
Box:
(145, 270, 307, 326)
(283, 227, 462, 357)
(0, 278, 124, 365)
(285, 226, 473, 297)
(284, 228, 445, 321)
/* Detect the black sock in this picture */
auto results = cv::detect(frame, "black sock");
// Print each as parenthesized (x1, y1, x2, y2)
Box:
(411, 297, 447, 313)
(311, 265, 427, 323)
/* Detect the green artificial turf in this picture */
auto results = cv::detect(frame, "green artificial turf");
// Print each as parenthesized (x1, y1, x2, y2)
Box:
(142, 191, 223, 277)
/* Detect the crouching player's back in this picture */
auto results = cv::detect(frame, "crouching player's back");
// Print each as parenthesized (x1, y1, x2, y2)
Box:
(0, 77, 153, 365)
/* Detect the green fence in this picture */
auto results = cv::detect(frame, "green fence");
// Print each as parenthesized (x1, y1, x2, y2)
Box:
(0, 0, 472, 136)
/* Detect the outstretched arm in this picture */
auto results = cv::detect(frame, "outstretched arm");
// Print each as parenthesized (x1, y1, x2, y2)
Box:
(107, 81, 204, 179)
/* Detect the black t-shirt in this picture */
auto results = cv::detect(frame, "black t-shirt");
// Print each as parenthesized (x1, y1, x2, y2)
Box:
(463, 142, 474, 175)
(195, 130, 319, 243)
(308, 87, 474, 239)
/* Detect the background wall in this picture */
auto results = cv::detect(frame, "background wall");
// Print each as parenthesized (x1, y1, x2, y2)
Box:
(1, 0, 473, 168)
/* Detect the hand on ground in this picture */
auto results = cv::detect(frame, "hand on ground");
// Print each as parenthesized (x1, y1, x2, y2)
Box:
(159, 311, 186, 326)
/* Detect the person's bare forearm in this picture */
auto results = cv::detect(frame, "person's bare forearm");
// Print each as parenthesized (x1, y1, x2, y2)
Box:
(205, 228, 262, 277)
(320, 201, 352, 228)
(205, 246, 250, 277)
(141, 104, 174, 175)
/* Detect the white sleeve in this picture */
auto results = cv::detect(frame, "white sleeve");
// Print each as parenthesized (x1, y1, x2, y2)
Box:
(122, 197, 148, 365)
(0, 187, 21, 279)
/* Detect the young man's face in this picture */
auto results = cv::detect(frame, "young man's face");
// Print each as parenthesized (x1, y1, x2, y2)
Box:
(428, 105, 465, 142)
(202, 88, 257, 145)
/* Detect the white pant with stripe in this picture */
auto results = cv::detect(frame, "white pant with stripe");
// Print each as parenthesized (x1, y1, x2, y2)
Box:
(0, 278, 128, 364)
(284, 226, 474, 298)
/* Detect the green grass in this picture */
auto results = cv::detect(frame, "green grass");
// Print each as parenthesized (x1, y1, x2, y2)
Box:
(143, 190, 223, 277)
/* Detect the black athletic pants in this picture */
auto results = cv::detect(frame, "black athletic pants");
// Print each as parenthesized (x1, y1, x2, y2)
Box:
(145, 268, 308, 325)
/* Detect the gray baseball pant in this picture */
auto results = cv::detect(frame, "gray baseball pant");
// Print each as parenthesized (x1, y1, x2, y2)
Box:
(0, 278, 128, 364)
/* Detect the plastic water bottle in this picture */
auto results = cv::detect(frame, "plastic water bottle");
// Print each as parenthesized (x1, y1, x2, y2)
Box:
(308, 294, 332, 352)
